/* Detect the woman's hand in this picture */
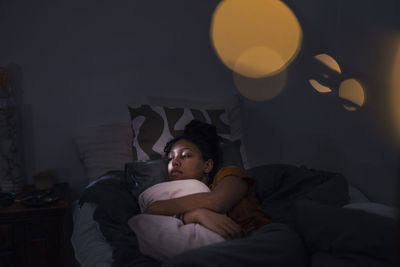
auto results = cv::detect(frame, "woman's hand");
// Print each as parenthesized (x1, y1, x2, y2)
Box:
(184, 208, 243, 240)
(143, 201, 162, 214)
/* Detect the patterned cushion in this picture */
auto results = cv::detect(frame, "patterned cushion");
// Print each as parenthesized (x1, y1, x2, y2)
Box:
(128, 101, 246, 166)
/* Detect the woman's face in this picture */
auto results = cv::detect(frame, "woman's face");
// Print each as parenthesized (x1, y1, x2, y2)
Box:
(167, 139, 213, 183)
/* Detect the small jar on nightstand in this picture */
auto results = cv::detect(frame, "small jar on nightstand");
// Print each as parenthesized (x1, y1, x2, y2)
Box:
(0, 183, 69, 267)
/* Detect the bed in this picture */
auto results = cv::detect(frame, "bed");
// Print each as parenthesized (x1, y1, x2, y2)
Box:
(71, 95, 398, 267)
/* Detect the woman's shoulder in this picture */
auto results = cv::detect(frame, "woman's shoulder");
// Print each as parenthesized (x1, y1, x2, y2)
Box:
(210, 165, 252, 189)
(215, 165, 248, 178)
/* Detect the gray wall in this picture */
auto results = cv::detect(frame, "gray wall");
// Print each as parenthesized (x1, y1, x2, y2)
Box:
(0, 0, 399, 205)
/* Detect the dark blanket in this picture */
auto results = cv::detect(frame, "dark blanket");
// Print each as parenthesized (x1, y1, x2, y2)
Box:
(79, 171, 160, 267)
(246, 164, 397, 267)
(294, 199, 397, 267)
(248, 164, 350, 226)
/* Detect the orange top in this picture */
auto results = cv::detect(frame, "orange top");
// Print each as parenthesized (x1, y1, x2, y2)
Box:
(209, 165, 271, 231)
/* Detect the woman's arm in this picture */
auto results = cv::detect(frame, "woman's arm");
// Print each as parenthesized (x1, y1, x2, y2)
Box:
(182, 208, 243, 240)
(143, 175, 248, 216)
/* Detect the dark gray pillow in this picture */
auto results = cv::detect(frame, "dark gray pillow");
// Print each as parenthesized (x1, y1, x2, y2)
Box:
(219, 139, 244, 170)
(246, 164, 299, 203)
(125, 159, 169, 199)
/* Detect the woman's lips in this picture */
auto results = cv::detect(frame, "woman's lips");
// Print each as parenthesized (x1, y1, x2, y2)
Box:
(170, 170, 182, 176)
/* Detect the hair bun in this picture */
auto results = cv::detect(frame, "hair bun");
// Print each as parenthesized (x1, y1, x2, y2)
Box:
(184, 120, 220, 145)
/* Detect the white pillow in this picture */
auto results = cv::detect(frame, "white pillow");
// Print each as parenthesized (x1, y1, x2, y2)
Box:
(128, 179, 224, 261)
(74, 123, 133, 182)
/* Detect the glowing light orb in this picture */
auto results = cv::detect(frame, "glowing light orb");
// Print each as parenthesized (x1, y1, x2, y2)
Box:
(309, 53, 365, 111)
(343, 105, 357, 111)
(309, 79, 333, 93)
(309, 54, 341, 93)
(211, 0, 302, 78)
(234, 47, 285, 78)
(339, 78, 365, 110)
(391, 41, 400, 146)
(233, 69, 287, 101)
(314, 54, 342, 74)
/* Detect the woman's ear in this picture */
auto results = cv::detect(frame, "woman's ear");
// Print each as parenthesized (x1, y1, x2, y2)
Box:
(204, 159, 214, 174)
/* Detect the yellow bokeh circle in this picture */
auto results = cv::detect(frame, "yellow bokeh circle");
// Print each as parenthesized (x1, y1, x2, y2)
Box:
(233, 69, 287, 101)
(339, 78, 365, 110)
(211, 0, 302, 78)
(234, 46, 285, 78)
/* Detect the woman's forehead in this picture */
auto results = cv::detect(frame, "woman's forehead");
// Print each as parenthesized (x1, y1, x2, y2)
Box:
(170, 139, 200, 153)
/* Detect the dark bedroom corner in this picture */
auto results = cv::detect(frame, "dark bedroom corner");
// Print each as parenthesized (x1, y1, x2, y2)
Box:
(0, 0, 399, 267)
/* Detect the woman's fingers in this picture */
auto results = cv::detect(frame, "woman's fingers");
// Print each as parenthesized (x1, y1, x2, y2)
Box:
(219, 229, 231, 240)
(229, 220, 243, 237)
(211, 222, 236, 240)
(195, 208, 244, 240)
(219, 218, 243, 240)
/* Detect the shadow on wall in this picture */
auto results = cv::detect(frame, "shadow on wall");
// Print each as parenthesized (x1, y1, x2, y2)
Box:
(242, 101, 287, 169)
(285, 134, 347, 173)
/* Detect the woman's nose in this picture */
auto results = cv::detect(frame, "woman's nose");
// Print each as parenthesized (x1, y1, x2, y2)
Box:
(171, 157, 180, 166)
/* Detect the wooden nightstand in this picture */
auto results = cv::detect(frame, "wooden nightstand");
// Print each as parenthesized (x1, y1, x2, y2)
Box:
(0, 183, 69, 267)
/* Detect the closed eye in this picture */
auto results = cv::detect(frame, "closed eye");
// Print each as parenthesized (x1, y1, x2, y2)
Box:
(181, 153, 192, 159)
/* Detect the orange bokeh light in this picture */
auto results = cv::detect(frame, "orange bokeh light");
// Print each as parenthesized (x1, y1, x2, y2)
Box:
(211, 0, 302, 79)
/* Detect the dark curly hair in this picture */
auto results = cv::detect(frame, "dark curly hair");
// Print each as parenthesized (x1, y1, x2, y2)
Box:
(164, 120, 222, 182)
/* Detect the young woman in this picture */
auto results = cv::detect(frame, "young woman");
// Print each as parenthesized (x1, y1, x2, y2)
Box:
(144, 119, 271, 240)
(144, 120, 307, 267)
